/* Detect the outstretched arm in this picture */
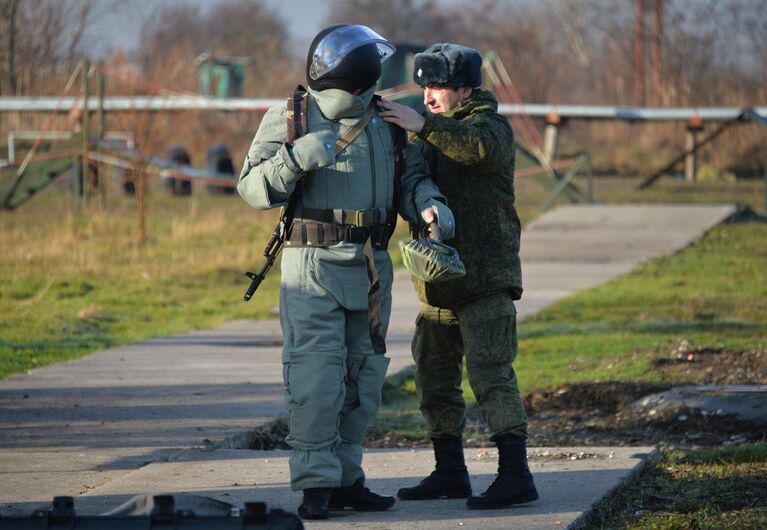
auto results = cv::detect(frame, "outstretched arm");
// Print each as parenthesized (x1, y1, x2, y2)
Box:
(397, 142, 455, 240)
(377, 98, 426, 133)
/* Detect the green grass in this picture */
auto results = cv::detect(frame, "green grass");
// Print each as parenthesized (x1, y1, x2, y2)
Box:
(0, 175, 421, 378)
(0, 180, 283, 378)
(372, 221, 767, 443)
(515, 222, 767, 392)
(578, 443, 767, 529)
(1, 173, 765, 380)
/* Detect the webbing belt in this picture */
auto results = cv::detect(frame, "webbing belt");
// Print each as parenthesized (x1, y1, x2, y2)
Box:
(300, 207, 392, 227)
(285, 221, 391, 249)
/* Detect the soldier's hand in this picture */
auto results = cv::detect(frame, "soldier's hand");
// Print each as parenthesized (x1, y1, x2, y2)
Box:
(421, 206, 436, 224)
(290, 130, 337, 171)
(420, 201, 455, 240)
(377, 98, 426, 133)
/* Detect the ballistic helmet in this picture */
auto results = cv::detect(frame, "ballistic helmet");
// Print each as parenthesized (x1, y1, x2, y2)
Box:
(306, 24, 396, 92)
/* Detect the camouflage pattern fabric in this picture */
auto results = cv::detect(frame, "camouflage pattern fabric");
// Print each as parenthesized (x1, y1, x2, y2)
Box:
(411, 88, 522, 309)
(409, 90, 528, 440)
(412, 292, 528, 439)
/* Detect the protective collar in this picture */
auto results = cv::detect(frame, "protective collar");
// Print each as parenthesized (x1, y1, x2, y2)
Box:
(309, 85, 376, 121)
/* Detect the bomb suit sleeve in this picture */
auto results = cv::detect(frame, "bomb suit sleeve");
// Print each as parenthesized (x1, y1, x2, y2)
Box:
(397, 141, 448, 224)
(237, 105, 306, 210)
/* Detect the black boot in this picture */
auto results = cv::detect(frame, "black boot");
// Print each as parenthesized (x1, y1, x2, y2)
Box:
(397, 436, 472, 500)
(298, 487, 331, 520)
(467, 434, 539, 509)
(329, 478, 395, 511)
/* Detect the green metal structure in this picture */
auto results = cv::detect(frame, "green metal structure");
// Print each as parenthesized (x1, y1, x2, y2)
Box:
(0, 135, 79, 209)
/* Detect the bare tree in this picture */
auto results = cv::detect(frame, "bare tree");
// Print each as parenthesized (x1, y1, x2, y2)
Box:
(138, 0, 296, 97)
(0, 0, 17, 94)
(545, 0, 594, 68)
(324, 0, 461, 45)
(0, 0, 119, 95)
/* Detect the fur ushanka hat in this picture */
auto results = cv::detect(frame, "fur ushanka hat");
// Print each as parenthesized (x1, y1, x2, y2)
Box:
(413, 43, 483, 88)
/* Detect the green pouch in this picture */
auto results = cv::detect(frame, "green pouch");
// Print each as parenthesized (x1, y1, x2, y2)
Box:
(399, 237, 466, 283)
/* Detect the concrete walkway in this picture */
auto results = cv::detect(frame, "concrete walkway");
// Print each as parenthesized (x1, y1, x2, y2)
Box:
(0, 204, 736, 528)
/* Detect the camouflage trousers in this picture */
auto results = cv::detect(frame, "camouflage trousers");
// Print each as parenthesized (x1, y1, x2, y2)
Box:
(412, 291, 528, 440)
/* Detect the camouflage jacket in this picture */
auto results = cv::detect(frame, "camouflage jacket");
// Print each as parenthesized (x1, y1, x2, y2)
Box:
(412, 88, 522, 308)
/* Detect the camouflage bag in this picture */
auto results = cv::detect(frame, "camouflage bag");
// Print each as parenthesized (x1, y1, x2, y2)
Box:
(399, 234, 466, 283)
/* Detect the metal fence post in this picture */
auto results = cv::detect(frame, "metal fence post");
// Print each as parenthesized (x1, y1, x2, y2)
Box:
(80, 58, 89, 205)
(585, 153, 594, 202)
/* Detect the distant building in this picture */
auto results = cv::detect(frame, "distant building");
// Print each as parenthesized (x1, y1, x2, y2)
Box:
(196, 54, 248, 98)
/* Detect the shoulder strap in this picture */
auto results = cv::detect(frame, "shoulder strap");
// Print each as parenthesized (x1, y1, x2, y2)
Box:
(286, 84, 374, 155)
(392, 122, 407, 180)
(335, 99, 376, 154)
(370, 95, 408, 236)
(283, 85, 309, 233)
(286, 85, 308, 144)
(372, 95, 407, 182)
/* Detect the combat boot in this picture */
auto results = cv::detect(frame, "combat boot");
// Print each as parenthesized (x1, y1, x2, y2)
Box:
(467, 433, 539, 509)
(297, 487, 331, 520)
(329, 478, 395, 511)
(397, 436, 472, 500)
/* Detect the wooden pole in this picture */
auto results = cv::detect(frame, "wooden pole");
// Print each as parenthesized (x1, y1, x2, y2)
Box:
(6, 1, 17, 94)
(684, 129, 697, 182)
(80, 58, 89, 203)
(543, 114, 561, 163)
(97, 63, 106, 207)
(651, 0, 663, 106)
(685, 117, 703, 182)
(634, 0, 646, 105)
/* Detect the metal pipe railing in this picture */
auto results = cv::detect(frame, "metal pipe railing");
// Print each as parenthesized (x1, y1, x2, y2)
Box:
(0, 96, 765, 122)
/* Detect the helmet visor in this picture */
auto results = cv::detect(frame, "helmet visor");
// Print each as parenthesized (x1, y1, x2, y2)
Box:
(309, 25, 396, 81)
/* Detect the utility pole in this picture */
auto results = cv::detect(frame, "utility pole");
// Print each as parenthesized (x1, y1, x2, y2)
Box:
(651, 0, 663, 106)
(634, 0, 646, 105)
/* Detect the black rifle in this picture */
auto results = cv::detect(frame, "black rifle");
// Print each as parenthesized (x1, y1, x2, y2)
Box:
(243, 190, 301, 302)
(243, 85, 310, 302)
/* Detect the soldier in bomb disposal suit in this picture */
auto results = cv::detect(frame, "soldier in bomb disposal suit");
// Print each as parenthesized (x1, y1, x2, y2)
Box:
(238, 26, 454, 520)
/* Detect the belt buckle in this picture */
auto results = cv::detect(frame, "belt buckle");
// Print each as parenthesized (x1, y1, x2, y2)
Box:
(354, 209, 378, 227)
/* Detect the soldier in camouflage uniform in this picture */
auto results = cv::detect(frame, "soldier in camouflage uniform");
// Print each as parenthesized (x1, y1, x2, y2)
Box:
(238, 26, 454, 520)
(377, 43, 538, 510)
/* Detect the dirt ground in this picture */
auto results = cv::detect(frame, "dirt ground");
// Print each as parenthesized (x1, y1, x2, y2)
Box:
(523, 344, 767, 449)
(248, 343, 767, 451)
